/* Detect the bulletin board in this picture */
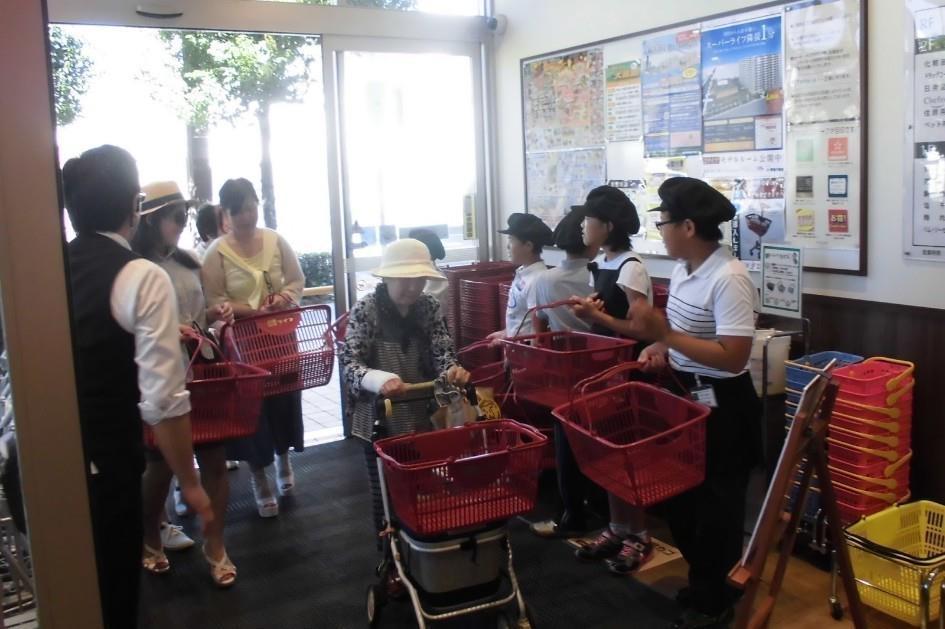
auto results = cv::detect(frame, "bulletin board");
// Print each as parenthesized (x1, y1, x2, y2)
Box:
(521, 0, 868, 275)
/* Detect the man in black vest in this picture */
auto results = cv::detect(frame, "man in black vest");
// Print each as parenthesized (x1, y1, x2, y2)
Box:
(63, 145, 212, 629)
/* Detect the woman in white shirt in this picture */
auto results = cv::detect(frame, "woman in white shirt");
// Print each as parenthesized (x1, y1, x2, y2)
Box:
(615, 177, 761, 629)
(202, 178, 306, 520)
(132, 181, 236, 587)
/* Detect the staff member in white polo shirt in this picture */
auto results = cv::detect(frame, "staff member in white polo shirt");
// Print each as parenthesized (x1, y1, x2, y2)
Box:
(619, 177, 761, 629)
(487, 213, 553, 341)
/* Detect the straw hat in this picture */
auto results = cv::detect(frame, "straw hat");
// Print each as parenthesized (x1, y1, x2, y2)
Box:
(372, 238, 446, 280)
(140, 181, 190, 216)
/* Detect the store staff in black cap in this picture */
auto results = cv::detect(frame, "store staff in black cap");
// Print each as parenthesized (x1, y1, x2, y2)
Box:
(488, 213, 553, 340)
(617, 176, 761, 629)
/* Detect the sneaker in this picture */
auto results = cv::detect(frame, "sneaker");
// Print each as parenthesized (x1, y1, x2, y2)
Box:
(668, 606, 734, 629)
(530, 518, 585, 538)
(160, 522, 195, 551)
(173, 487, 192, 517)
(575, 528, 625, 561)
(226, 460, 240, 471)
(606, 534, 654, 575)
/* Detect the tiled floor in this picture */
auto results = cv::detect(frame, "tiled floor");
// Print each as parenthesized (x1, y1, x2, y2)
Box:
(301, 364, 345, 446)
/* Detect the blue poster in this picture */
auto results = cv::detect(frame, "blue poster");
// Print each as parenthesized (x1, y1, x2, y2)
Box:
(702, 16, 784, 153)
(642, 30, 702, 158)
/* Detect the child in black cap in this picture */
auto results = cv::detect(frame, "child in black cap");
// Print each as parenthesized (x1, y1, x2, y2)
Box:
(408, 227, 449, 314)
(488, 213, 553, 341)
(598, 176, 761, 628)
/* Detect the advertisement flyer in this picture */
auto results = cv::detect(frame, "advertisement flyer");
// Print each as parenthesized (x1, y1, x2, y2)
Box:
(761, 244, 803, 317)
(523, 49, 606, 153)
(908, 6, 945, 259)
(785, 121, 860, 246)
(701, 16, 784, 153)
(525, 148, 607, 228)
(606, 60, 643, 142)
(642, 30, 703, 158)
(784, 0, 861, 125)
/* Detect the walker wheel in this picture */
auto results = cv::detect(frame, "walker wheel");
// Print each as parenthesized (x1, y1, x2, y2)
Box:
(366, 584, 385, 627)
(829, 600, 844, 621)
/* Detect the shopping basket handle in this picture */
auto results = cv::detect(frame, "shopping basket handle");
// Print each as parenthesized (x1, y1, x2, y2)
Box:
(571, 361, 644, 403)
(457, 339, 495, 360)
(512, 299, 580, 338)
(863, 357, 915, 392)
(825, 437, 901, 463)
(832, 479, 899, 504)
(884, 378, 914, 406)
(828, 424, 899, 449)
(827, 465, 901, 491)
(828, 408, 900, 434)
(831, 395, 902, 420)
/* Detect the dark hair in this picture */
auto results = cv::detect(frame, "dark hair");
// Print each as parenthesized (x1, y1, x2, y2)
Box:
(196, 203, 220, 242)
(690, 217, 724, 242)
(62, 145, 139, 234)
(408, 228, 446, 261)
(218, 178, 258, 215)
(512, 235, 543, 256)
(130, 203, 199, 270)
(602, 222, 631, 252)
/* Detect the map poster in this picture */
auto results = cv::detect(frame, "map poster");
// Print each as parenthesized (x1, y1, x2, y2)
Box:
(701, 16, 784, 153)
(523, 49, 606, 153)
(525, 148, 607, 228)
(642, 30, 703, 158)
(606, 60, 643, 142)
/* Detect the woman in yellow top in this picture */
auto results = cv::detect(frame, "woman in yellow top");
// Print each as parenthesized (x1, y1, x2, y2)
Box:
(202, 178, 305, 519)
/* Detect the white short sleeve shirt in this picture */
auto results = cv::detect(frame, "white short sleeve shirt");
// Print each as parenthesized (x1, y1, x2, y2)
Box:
(666, 247, 757, 379)
(592, 251, 654, 305)
(505, 260, 547, 337)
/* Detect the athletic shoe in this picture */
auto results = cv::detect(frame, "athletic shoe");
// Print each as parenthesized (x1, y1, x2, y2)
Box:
(160, 523, 195, 551)
(574, 528, 624, 561)
(606, 534, 654, 575)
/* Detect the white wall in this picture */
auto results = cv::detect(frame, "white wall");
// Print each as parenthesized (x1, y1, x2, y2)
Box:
(493, 0, 945, 310)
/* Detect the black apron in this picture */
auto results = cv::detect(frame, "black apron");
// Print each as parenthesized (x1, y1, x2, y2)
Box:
(589, 254, 640, 337)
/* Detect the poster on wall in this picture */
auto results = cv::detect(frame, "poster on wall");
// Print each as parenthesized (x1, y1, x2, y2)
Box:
(905, 2, 945, 262)
(642, 30, 703, 158)
(525, 148, 607, 228)
(606, 61, 643, 142)
(761, 244, 803, 317)
(701, 16, 784, 153)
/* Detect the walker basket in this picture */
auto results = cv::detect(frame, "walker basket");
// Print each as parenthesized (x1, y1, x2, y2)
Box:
(373, 420, 546, 536)
(552, 381, 708, 508)
(845, 501, 945, 625)
(223, 305, 334, 396)
(144, 361, 268, 447)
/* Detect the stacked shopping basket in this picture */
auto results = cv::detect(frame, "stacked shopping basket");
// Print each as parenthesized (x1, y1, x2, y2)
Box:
(785, 354, 914, 526)
(441, 262, 517, 343)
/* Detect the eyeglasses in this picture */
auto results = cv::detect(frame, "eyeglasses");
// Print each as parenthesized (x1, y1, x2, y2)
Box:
(134, 192, 147, 215)
(654, 218, 684, 232)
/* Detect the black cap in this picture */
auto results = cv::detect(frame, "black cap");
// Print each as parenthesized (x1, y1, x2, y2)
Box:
(651, 177, 736, 224)
(498, 213, 553, 247)
(577, 185, 640, 235)
(552, 207, 586, 251)
(407, 228, 446, 261)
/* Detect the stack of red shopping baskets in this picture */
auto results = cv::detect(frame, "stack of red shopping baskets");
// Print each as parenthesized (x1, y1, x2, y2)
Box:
(827, 358, 914, 524)
(787, 356, 914, 525)
(497, 281, 512, 323)
(458, 278, 505, 347)
(440, 261, 517, 336)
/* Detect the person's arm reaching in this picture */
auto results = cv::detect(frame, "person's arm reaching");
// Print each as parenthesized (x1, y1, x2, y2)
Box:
(112, 260, 213, 527)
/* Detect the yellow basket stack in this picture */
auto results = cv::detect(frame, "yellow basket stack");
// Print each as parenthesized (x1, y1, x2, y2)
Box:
(844, 501, 945, 625)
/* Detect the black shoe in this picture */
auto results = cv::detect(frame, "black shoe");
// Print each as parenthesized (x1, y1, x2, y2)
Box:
(668, 606, 734, 629)
(606, 534, 655, 575)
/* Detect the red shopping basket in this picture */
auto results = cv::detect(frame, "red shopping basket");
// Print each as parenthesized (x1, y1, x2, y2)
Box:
(441, 262, 517, 335)
(552, 381, 709, 507)
(459, 278, 504, 346)
(832, 357, 914, 396)
(374, 420, 546, 536)
(223, 305, 334, 396)
(144, 336, 268, 447)
(458, 340, 503, 371)
(501, 331, 636, 408)
(497, 281, 512, 323)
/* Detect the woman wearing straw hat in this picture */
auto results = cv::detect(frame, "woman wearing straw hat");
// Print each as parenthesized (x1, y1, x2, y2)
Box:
(340, 238, 470, 539)
(132, 180, 237, 588)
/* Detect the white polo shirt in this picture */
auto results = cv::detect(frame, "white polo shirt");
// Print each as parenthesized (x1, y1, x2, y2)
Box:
(667, 246, 757, 379)
(505, 260, 547, 337)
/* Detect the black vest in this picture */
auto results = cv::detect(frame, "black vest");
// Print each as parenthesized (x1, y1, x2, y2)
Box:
(589, 255, 640, 337)
(68, 233, 144, 472)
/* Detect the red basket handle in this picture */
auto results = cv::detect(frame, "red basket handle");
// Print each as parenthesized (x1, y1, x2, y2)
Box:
(457, 339, 495, 361)
(511, 299, 581, 338)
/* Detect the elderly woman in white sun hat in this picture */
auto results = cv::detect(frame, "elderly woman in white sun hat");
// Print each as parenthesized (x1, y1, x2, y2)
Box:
(340, 238, 470, 540)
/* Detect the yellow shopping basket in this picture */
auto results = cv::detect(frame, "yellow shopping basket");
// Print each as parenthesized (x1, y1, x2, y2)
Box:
(844, 501, 945, 626)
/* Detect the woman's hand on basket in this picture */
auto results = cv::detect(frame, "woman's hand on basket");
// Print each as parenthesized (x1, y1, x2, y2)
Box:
(261, 293, 292, 313)
(486, 330, 506, 347)
(379, 377, 408, 397)
(639, 343, 669, 373)
(571, 294, 605, 321)
(446, 365, 471, 387)
(209, 302, 235, 325)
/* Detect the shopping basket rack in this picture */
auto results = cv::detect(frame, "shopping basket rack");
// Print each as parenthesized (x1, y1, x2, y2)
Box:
(367, 383, 545, 629)
(143, 331, 269, 447)
(222, 304, 334, 396)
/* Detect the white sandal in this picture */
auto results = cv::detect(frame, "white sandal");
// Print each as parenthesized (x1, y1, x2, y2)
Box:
(275, 453, 295, 496)
(142, 544, 170, 575)
(251, 470, 279, 518)
(203, 544, 237, 588)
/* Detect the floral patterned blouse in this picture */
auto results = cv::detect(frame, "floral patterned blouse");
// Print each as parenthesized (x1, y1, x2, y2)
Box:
(340, 285, 459, 441)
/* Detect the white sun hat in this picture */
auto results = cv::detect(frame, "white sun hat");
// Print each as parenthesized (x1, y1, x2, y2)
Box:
(372, 238, 446, 280)
(140, 180, 190, 216)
